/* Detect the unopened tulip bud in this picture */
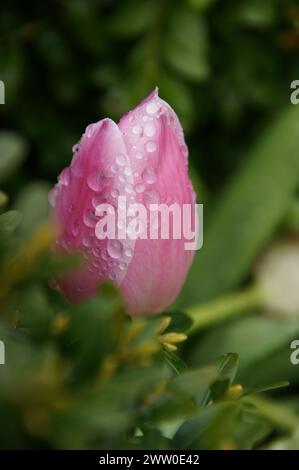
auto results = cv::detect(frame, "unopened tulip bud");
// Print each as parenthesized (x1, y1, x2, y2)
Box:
(49, 89, 197, 315)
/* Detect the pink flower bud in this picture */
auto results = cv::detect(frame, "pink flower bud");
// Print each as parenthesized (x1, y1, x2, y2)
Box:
(50, 89, 197, 316)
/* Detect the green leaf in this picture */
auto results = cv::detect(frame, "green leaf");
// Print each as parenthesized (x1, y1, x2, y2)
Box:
(0, 191, 8, 207)
(189, 314, 299, 385)
(0, 210, 22, 234)
(237, 0, 277, 28)
(170, 353, 238, 406)
(163, 7, 209, 82)
(62, 285, 124, 383)
(14, 285, 54, 343)
(186, 0, 217, 12)
(210, 353, 239, 400)
(173, 401, 271, 450)
(0, 132, 27, 183)
(109, 0, 156, 37)
(163, 349, 188, 375)
(14, 181, 50, 236)
(164, 311, 193, 333)
(178, 104, 299, 306)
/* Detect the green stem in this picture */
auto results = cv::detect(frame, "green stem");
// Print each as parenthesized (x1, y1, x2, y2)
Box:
(187, 285, 262, 334)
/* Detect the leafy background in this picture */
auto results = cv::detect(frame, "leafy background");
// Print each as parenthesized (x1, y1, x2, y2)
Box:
(0, 0, 299, 450)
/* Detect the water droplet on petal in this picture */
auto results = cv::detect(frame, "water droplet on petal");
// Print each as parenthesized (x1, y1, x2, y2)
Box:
(83, 209, 98, 228)
(92, 247, 101, 257)
(82, 232, 94, 247)
(145, 141, 157, 153)
(146, 101, 159, 115)
(85, 123, 99, 138)
(87, 172, 106, 192)
(72, 143, 80, 153)
(101, 249, 109, 261)
(107, 240, 123, 259)
(119, 262, 127, 270)
(135, 151, 144, 160)
(116, 154, 126, 166)
(49, 186, 59, 207)
(92, 194, 105, 210)
(180, 144, 188, 159)
(111, 189, 119, 198)
(125, 183, 134, 194)
(132, 124, 142, 135)
(142, 167, 156, 184)
(144, 122, 156, 137)
(71, 220, 80, 237)
(124, 166, 132, 177)
(125, 248, 133, 258)
(59, 168, 70, 186)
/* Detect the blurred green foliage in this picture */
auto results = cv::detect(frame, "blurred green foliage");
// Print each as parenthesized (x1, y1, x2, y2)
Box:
(1, 0, 299, 450)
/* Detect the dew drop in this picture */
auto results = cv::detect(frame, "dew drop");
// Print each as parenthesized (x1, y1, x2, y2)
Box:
(101, 249, 109, 261)
(145, 141, 157, 153)
(146, 101, 159, 115)
(124, 166, 132, 177)
(85, 123, 99, 138)
(87, 172, 105, 192)
(49, 186, 59, 207)
(92, 247, 101, 257)
(72, 143, 80, 153)
(132, 124, 142, 135)
(92, 194, 105, 210)
(111, 188, 119, 198)
(59, 168, 70, 186)
(144, 122, 156, 137)
(119, 262, 127, 270)
(125, 248, 133, 258)
(107, 239, 123, 259)
(135, 151, 144, 160)
(82, 232, 94, 248)
(71, 220, 80, 237)
(142, 167, 156, 184)
(125, 183, 134, 194)
(116, 154, 126, 166)
(83, 209, 98, 228)
(180, 144, 188, 159)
